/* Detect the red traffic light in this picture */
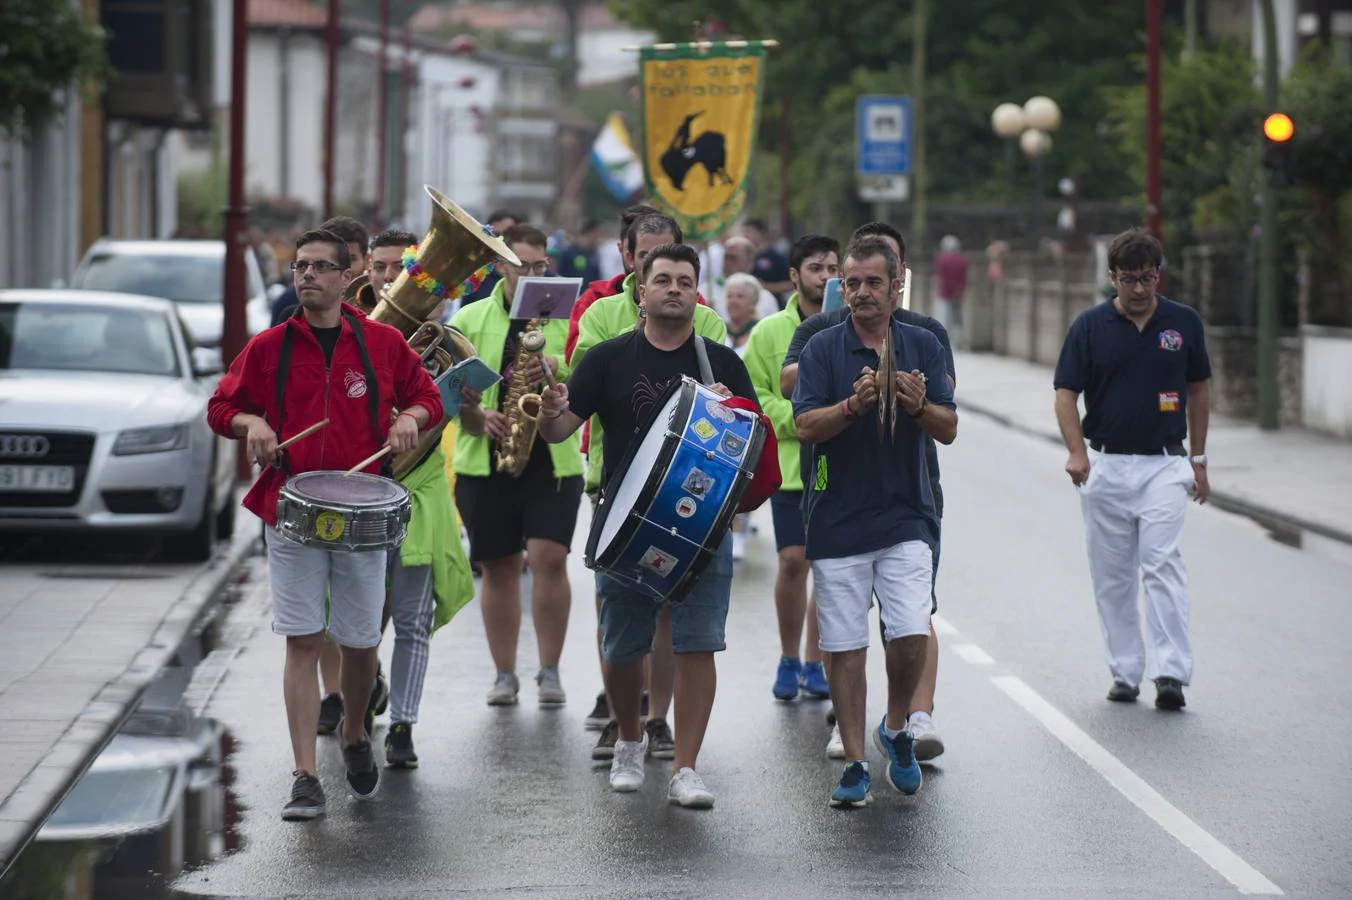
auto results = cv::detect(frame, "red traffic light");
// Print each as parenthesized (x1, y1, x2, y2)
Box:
(1263, 113, 1294, 143)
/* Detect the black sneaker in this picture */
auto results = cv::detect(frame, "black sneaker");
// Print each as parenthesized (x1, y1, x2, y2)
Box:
(343, 739, 381, 799)
(1107, 680, 1140, 702)
(281, 771, 326, 821)
(585, 692, 610, 730)
(591, 719, 619, 761)
(1154, 677, 1186, 711)
(369, 668, 390, 720)
(317, 693, 343, 735)
(385, 722, 418, 769)
(826, 707, 836, 727)
(644, 718, 675, 760)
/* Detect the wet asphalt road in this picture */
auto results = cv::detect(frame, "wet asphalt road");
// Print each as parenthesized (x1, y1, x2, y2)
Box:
(172, 414, 1352, 899)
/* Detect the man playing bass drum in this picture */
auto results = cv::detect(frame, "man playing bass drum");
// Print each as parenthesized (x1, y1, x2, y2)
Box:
(538, 243, 760, 811)
(207, 229, 442, 820)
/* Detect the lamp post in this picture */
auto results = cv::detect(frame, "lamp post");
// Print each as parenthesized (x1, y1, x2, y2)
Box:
(992, 97, 1061, 248)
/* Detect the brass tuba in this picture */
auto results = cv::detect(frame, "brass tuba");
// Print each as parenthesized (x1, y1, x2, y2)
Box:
(343, 272, 378, 313)
(367, 185, 522, 478)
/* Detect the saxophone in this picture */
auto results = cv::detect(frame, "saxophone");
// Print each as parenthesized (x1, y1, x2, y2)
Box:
(493, 321, 547, 476)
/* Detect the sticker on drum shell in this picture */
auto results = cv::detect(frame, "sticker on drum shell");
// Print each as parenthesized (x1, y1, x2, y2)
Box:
(675, 496, 698, 518)
(719, 430, 746, 460)
(638, 545, 679, 577)
(314, 511, 346, 541)
(704, 400, 736, 424)
(691, 418, 718, 441)
(682, 467, 714, 499)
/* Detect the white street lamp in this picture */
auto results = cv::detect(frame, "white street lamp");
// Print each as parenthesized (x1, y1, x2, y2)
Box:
(1023, 96, 1062, 133)
(1019, 128, 1052, 158)
(991, 103, 1026, 139)
(991, 96, 1063, 245)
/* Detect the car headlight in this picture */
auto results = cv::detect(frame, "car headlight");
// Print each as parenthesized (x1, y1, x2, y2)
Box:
(113, 425, 189, 456)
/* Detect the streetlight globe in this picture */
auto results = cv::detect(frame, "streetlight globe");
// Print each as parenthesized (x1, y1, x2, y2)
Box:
(1020, 128, 1052, 158)
(1024, 96, 1062, 132)
(991, 102, 1026, 138)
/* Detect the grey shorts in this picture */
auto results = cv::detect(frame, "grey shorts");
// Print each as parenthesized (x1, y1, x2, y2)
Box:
(265, 526, 387, 648)
(595, 533, 733, 665)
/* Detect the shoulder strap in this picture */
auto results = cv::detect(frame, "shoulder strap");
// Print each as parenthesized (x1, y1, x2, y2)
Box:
(342, 311, 381, 438)
(691, 333, 714, 386)
(275, 325, 294, 437)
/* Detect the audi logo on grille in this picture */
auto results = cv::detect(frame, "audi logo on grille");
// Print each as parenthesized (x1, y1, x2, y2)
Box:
(0, 435, 51, 458)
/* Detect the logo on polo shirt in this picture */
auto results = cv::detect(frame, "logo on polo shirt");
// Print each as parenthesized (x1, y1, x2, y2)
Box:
(344, 368, 368, 398)
(1158, 329, 1184, 352)
(1159, 391, 1180, 412)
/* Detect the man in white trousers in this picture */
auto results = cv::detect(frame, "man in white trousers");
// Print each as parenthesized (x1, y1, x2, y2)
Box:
(1052, 228, 1212, 711)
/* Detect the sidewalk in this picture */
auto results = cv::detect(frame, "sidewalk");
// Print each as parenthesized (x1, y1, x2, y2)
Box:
(952, 351, 1352, 548)
(0, 511, 260, 876)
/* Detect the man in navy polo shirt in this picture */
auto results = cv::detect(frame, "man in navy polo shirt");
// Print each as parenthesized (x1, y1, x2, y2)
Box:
(793, 236, 957, 809)
(1053, 228, 1212, 712)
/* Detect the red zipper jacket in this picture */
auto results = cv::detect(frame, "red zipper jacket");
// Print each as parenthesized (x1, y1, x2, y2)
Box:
(207, 304, 444, 526)
(565, 273, 628, 362)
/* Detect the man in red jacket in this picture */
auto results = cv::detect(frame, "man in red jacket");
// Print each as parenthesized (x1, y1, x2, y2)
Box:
(565, 203, 658, 361)
(207, 229, 442, 821)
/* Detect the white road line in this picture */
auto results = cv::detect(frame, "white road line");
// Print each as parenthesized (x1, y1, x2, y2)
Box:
(950, 643, 996, 665)
(932, 614, 959, 636)
(991, 675, 1283, 896)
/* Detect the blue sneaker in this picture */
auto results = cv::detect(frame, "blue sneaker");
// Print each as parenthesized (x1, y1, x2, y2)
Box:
(772, 657, 802, 700)
(872, 717, 922, 795)
(799, 661, 830, 699)
(829, 761, 872, 808)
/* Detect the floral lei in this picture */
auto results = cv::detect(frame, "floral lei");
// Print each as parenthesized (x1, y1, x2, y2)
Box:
(400, 224, 501, 301)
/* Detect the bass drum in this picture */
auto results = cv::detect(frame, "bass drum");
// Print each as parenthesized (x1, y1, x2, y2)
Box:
(584, 376, 765, 603)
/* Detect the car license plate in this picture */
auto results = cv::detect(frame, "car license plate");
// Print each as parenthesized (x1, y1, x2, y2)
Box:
(0, 465, 75, 493)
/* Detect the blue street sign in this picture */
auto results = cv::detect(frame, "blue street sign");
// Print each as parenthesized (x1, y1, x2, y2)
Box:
(856, 95, 911, 176)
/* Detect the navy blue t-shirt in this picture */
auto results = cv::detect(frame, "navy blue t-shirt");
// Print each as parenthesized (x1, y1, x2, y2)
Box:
(1053, 296, 1211, 450)
(791, 316, 955, 560)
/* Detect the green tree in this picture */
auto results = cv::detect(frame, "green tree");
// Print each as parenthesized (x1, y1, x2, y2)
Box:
(0, 0, 108, 137)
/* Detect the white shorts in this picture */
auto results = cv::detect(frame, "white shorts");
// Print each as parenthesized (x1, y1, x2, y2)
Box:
(812, 540, 933, 652)
(265, 526, 388, 648)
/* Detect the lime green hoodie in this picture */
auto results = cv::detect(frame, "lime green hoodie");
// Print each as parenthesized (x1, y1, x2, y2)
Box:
(449, 281, 582, 478)
(742, 293, 810, 491)
(398, 446, 473, 632)
(572, 272, 728, 492)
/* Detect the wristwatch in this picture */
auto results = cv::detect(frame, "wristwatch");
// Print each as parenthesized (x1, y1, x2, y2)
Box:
(1188, 454, 1208, 467)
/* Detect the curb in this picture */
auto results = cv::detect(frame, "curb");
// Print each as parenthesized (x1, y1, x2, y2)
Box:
(960, 400, 1352, 549)
(0, 519, 261, 878)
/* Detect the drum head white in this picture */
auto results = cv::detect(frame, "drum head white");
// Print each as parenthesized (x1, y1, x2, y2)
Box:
(597, 390, 682, 556)
(290, 471, 405, 506)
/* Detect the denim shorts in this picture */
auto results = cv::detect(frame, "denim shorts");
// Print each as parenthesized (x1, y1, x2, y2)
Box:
(595, 533, 733, 665)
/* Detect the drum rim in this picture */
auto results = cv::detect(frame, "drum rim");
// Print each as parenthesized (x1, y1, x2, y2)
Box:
(284, 470, 411, 508)
(584, 378, 697, 570)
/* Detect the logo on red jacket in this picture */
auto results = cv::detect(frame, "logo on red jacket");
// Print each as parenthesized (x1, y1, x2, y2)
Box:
(344, 369, 368, 399)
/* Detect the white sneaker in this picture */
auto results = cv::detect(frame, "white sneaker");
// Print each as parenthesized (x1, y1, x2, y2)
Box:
(486, 671, 519, 706)
(825, 723, 845, 759)
(731, 530, 746, 561)
(536, 667, 566, 706)
(908, 711, 945, 761)
(668, 767, 715, 809)
(609, 738, 647, 792)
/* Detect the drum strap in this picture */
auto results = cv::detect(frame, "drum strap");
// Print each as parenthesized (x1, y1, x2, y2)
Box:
(274, 312, 381, 444)
(691, 334, 715, 387)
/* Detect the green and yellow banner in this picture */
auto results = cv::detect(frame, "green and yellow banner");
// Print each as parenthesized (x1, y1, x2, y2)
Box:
(639, 43, 767, 241)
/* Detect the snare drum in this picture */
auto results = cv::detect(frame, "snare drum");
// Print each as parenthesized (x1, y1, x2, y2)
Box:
(275, 471, 411, 552)
(585, 376, 766, 602)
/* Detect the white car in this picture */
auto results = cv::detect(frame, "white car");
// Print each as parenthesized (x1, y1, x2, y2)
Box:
(69, 239, 271, 348)
(0, 290, 237, 560)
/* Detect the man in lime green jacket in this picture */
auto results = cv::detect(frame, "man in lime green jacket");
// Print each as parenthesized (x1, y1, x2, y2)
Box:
(450, 224, 584, 709)
(569, 213, 727, 761)
(742, 235, 840, 704)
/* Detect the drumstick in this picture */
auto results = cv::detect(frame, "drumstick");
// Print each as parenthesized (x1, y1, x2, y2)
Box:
(276, 418, 330, 451)
(344, 445, 391, 475)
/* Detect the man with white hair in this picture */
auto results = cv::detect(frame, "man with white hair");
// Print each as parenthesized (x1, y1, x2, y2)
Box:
(933, 235, 969, 351)
(716, 236, 781, 321)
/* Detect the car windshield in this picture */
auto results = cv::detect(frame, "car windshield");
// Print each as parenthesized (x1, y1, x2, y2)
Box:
(0, 301, 180, 377)
(77, 252, 223, 304)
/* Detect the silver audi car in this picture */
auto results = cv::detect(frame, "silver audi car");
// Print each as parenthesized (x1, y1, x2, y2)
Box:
(0, 290, 238, 559)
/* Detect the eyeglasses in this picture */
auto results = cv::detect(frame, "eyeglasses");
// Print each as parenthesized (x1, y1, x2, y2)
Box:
(291, 260, 344, 274)
(1113, 271, 1159, 288)
(512, 261, 552, 275)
